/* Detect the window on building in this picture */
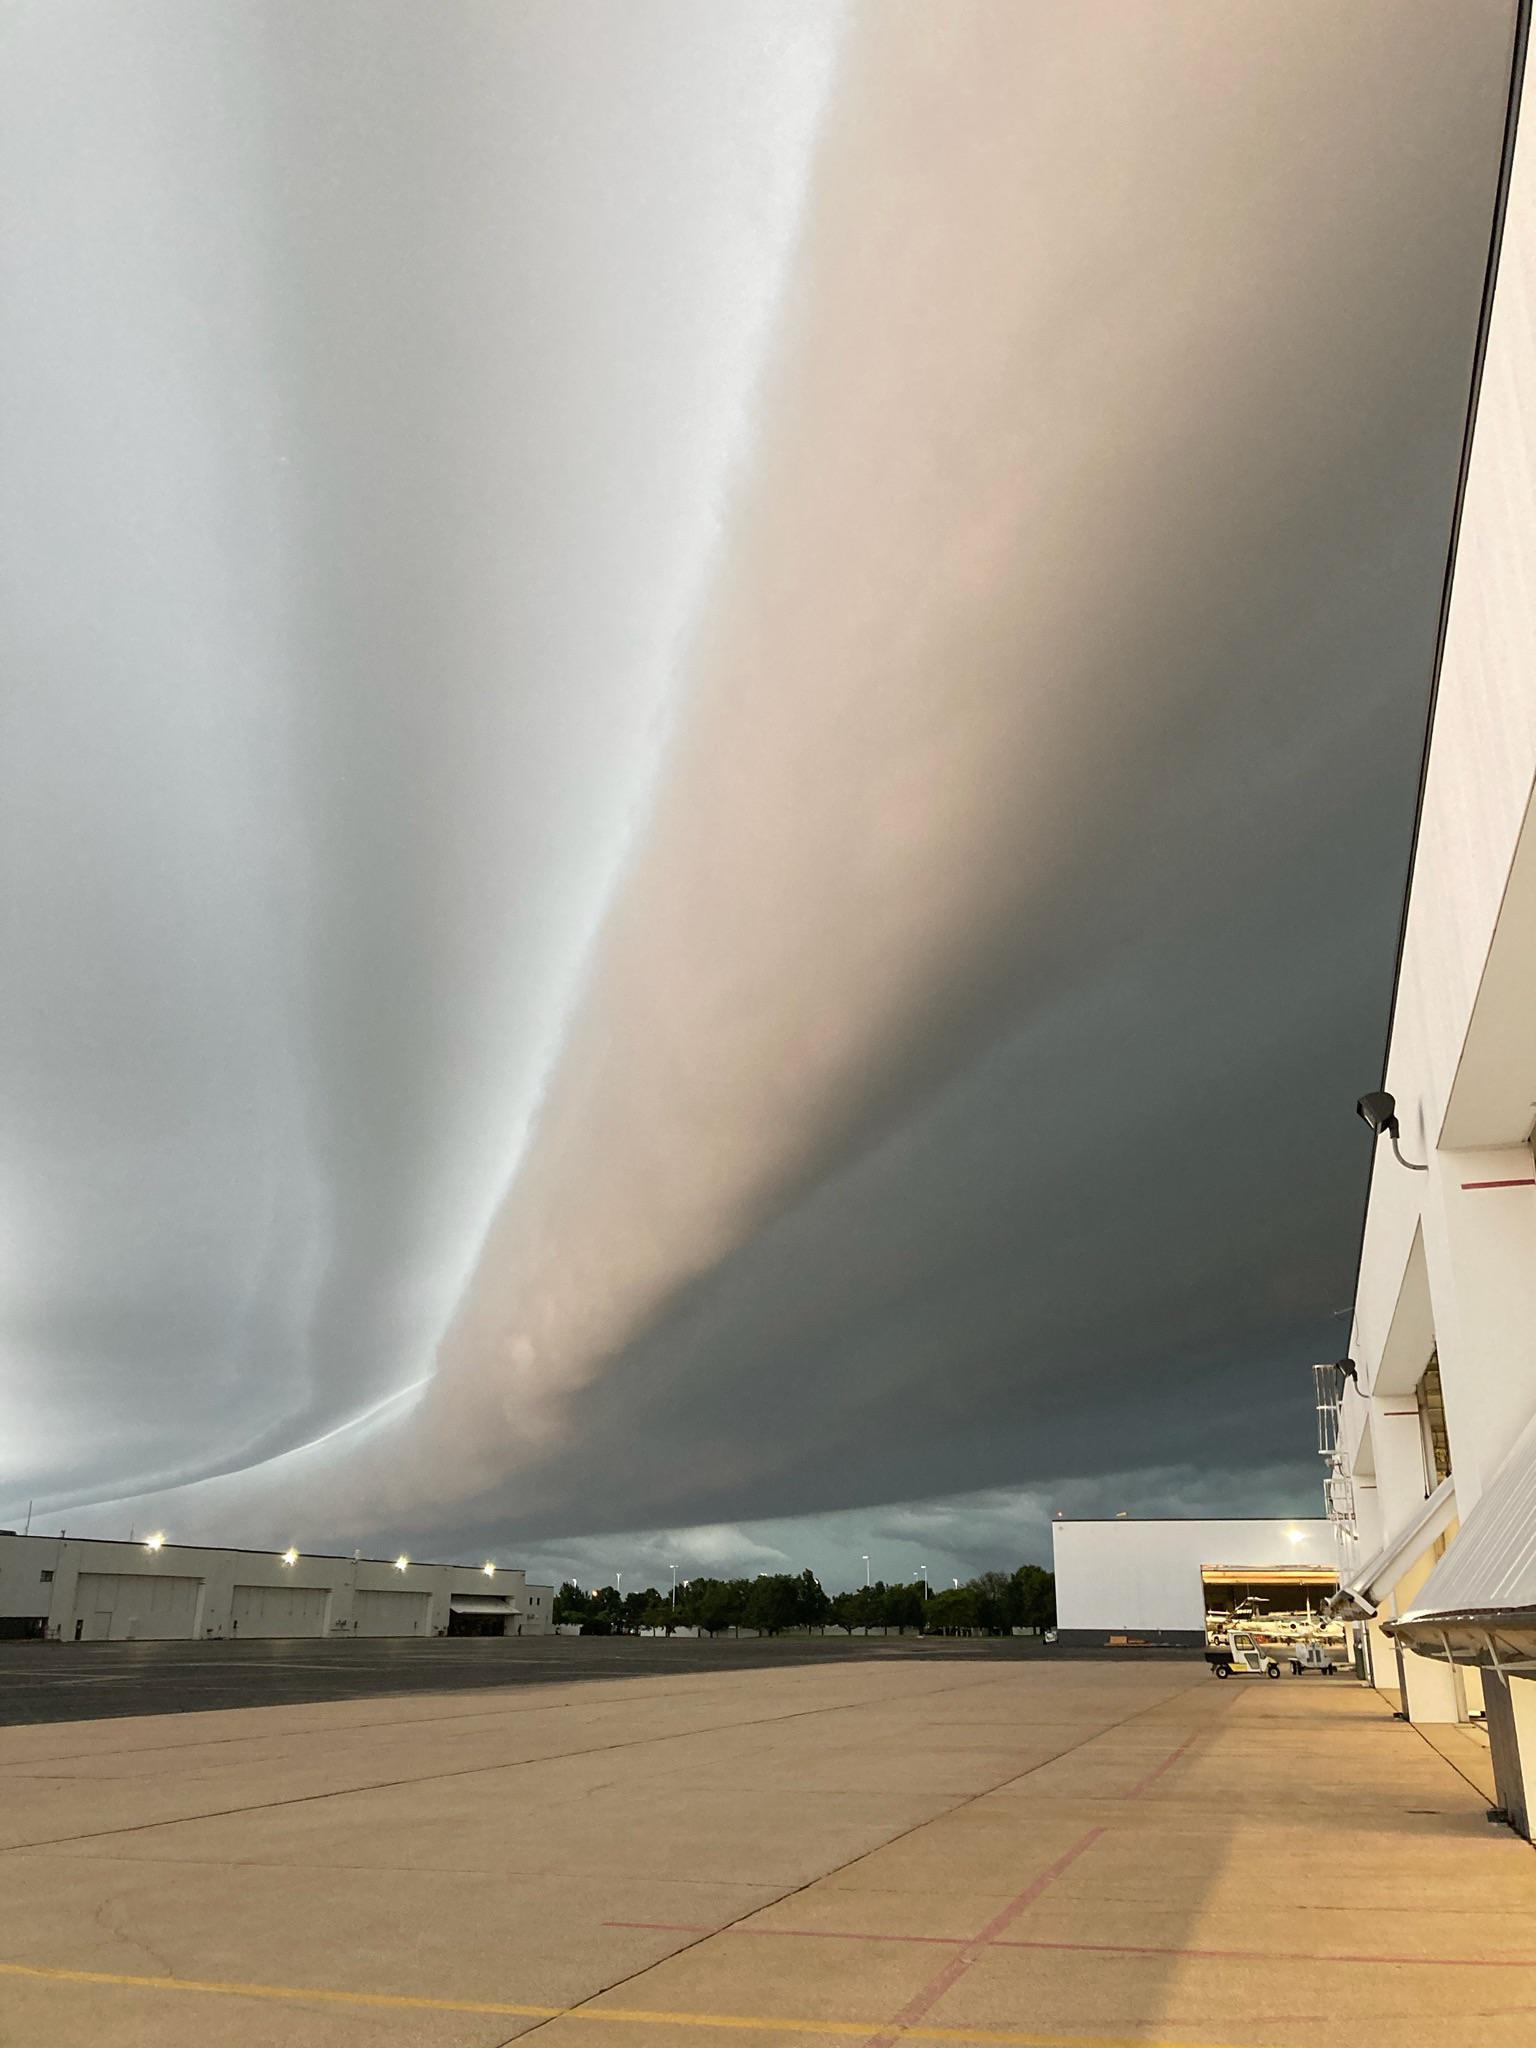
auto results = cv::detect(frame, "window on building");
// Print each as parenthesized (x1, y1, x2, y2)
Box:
(39, 1569, 53, 1583)
(1416, 1351, 1452, 1493)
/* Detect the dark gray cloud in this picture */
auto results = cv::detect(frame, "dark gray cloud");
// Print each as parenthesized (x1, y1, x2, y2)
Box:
(1, 3, 1518, 1552)
(509, 1462, 1323, 1600)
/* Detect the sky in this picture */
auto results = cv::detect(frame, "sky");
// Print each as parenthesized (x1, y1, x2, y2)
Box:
(0, 2, 1521, 1589)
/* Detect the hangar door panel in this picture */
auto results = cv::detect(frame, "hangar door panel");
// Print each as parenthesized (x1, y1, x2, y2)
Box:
(354, 1588, 431, 1636)
(230, 1583, 329, 1638)
(74, 1572, 202, 1640)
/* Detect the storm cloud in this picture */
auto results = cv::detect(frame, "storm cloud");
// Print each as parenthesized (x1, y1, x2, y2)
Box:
(1, 3, 1519, 1554)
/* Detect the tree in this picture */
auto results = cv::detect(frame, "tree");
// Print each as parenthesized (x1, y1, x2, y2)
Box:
(554, 1581, 592, 1627)
(1011, 1565, 1055, 1633)
(794, 1569, 831, 1631)
(851, 1584, 886, 1632)
(924, 1586, 981, 1633)
(744, 1575, 800, 1635)
(971, 1571, 1013, 1635)
(573, 1585, 624, 1633)
(693, 1579, 746, 1637)
(881, 1581, 925, 1634)
(828, 1589, 861, 1634)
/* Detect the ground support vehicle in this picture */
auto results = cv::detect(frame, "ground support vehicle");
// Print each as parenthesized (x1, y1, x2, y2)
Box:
(1205, 1631, 1282, 1679)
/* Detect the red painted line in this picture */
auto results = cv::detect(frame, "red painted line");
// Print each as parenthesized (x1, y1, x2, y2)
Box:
(1460, 1178, 1536, 1190)
(859, 1828, 1106, 2048)
(1124, 1732, 1200, 1799)
(602, 1920, 1536, 1971)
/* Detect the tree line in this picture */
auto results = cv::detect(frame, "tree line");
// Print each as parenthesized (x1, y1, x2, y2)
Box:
(552, 1565, 1055, 1637)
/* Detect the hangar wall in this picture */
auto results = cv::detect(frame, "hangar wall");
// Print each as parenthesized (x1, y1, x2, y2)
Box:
(1052, 1517, 1334, 1645)
(0, 1532, 553, 1641)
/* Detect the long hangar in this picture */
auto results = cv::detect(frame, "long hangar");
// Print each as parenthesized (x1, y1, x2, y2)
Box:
(0, 1531, 553, 1642)
(1052, 1516, 1335, 1646)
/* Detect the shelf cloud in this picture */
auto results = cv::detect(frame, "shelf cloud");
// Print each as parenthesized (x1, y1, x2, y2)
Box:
(1, 2, 1517, 1553)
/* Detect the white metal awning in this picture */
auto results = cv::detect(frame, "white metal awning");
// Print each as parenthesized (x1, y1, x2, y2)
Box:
(449, 1595, 517, 1615)
(1389, 1411, 1536, 1669)
(1326, 1476, 1456, 1620)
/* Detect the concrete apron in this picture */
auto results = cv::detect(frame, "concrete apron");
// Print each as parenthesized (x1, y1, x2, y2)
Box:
(0, 1655, 1531, 2047)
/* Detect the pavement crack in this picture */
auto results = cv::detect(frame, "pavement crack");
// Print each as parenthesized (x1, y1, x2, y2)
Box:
(0, 1675, 998, 1857)
(486, 1672, 1215, 2048)
(90, 1888, 177, 1980)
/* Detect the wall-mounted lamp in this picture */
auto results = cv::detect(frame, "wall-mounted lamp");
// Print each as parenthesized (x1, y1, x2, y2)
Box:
(394, 1554, 409, 1572)
(482, 1561, 495, 1578)
(280, 1547, 299, 1567)
(1356, 1090, 1427, 1171)
(144, 1532, 165, 1552)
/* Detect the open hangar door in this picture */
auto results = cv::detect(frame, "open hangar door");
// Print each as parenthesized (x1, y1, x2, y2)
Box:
(1201, 1565, 1338, 1641)
(447, 1595, 518, 1636)
(75, 1572, 202, 1640)
(353, 1587, 432, 1636)
(229, 1583, 329, 1638)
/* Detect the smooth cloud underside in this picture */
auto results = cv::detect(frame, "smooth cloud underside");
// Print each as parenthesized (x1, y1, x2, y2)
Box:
(1, 2, 1519, 1549)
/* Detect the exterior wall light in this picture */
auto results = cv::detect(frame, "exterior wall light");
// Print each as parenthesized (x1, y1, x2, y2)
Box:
(482, 1561, 495, 1577)
(394, 1554, 409, 1572)
(281, 1547, 299, 1567)
(1357, 1090, 1428, 1171)
(144, 1532, 165, 1552)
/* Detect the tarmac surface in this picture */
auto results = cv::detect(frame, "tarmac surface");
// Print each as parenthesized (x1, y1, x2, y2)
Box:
(0, 1647, 1529, 2048)
(0, 1634, 1090, 1726)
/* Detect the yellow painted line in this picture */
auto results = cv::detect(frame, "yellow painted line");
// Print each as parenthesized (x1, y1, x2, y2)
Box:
(0, 1958, 1254, 2048)
(0, 1958, 557, 2019)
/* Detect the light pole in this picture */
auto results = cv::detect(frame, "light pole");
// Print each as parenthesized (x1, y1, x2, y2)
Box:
(952, 1578, 959, 1590)
(862, 1555, 870, 1587)
(670, 1564, 677, 1608)
(919, 1565, 929, 1597)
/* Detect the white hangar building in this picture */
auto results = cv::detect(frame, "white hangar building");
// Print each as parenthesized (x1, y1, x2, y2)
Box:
(1317, 14, 1536, 1843)
(1319, 82, 1536, 1811)
(0, 1530, 553, 1642)
(1053, 1516, 1335, 1647)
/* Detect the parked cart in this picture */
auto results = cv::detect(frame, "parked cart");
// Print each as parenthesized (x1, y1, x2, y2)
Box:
(1205, 1629, 1282, 1679)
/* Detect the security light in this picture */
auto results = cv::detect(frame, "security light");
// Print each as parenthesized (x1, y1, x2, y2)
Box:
(144, 1532, 165, 1552)
(394, 1554, 409, 1571)
(482, 1561, 495, 1577)
(280, 1547, 299, 1567)
(1356, 1089, 1427, 1171)
(1356, 1090, 1397, 1136)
